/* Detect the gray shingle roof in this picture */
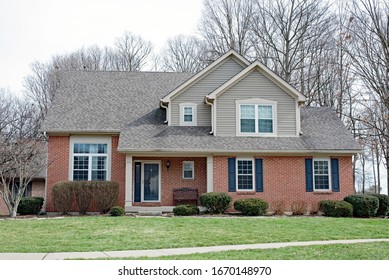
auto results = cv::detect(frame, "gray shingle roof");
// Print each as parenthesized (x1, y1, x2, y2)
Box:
(42, 71, 360, 154)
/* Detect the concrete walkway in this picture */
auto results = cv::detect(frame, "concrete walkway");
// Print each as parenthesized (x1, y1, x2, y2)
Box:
(1, 238, 389, 260)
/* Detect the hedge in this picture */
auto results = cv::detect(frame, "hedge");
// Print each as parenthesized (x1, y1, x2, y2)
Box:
(319, 200, 353, 217)
(17, 197, 44, 215)
(173, 204, 200, 216)
(109, 206, 125, 216)
(369, 194, 389, 216)
(234, 198, 268, 216)
(199, 192, 232, 214)
(343, 195, 379, 218)
(52, 181, 119, 214)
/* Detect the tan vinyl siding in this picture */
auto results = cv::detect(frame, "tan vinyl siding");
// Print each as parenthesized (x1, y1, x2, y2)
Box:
(171, 57, 244, 126)
(216, 70, 297, 136)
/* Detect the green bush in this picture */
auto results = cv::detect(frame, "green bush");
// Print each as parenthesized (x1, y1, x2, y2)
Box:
(370, 194, 389, 216)
(319, 200, 353, 217)
(199, 192, 232, 214)
(109, 206, 125, 216)
(94, 181, 119, 214)
(344, 195, 379, 218)
(234, 198, 268, 216)
(173, 204, 200, 216)
(52, 181, 74, 214)
(73, 182, 93, 215)
(17, 197, 44, 215)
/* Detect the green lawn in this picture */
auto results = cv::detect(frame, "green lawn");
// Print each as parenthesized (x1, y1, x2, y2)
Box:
(106, 242, 389, 260)
(0, 216, 388, 253)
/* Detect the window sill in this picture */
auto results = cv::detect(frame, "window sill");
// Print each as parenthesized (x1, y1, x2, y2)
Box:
(236, 191, 256, 195)
(313, 191, 333, 195)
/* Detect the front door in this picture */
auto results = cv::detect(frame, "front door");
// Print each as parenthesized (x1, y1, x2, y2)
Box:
(134, 162, 160, 202)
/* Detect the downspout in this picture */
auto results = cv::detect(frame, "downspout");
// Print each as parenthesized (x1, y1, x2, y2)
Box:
(205, 97, 214, 135)
(160, 100, 169, 124)
(42, 131, 48, 213)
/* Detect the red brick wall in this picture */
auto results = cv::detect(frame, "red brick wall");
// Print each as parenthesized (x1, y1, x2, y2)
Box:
(46, 135, 125, 212)
(213, 156, 355, 212)
(133, 157, 207, 206)
(46, 136, 70, 211)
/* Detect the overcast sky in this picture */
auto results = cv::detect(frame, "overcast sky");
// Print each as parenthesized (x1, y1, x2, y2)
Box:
(0, 0, 203, 94)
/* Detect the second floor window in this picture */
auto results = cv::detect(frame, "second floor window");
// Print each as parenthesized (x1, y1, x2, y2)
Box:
(239, 103, 275, 135)
(179, 103, 197, 126)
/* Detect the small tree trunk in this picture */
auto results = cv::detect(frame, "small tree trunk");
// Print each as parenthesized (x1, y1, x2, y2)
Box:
(11, 207, 17, 218)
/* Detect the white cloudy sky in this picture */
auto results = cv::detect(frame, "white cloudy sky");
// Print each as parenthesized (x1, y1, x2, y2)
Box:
(0, 0, 203, 94)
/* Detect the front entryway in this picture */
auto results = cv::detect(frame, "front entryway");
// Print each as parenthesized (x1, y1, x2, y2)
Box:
(134, 162, 161, 202)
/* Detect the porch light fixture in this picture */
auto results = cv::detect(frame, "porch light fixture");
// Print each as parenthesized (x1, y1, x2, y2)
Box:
(166, 160, 171, 170)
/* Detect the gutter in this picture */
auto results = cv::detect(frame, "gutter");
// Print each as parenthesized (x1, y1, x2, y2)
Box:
(160, 100, 169, 124)
(204, 96, 214, 135)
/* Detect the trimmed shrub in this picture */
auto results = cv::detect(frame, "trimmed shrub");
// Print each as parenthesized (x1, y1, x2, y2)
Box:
(73, 182, 93, 215)
(94, 181, 119, 214)
(310, 202, 320, 215)
(319, 200, 353, 217)
(344, 195, 379, 218)
(109, 206, 125, 216)
(17, 197, 44, 215)
(270, 200, 285, 215)
(52, 181, 74, 214)
(173, 204, 200, 216)
(291, 200, 308, 215)
(234, 198, 268, 216)
(199, 192, 232, 214)
(370, 194, 389, 216)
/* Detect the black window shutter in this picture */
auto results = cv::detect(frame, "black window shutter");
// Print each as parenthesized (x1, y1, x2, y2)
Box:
(228, 158, 236, 192)
(134, 162, 141, 202)
(255, 158, 263, 192)
(305, 158, 313, 192)
(331, 158, 340, 192)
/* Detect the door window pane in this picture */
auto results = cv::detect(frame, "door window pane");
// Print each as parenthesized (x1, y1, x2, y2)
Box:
(143, 163, 159, 201)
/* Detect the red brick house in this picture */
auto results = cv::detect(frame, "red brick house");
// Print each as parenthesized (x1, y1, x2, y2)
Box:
(42, 50, 360, 213)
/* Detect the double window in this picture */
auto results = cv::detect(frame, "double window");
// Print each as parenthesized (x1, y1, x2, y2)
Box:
(236, 99, 277, 136)
(70, 137, 111, 181)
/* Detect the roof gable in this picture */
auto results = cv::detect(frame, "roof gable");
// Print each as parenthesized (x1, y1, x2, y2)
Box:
(206, 61, 306, 102)
(161, 50, 250, 103)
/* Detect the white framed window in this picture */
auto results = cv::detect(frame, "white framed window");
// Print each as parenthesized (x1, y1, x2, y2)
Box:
(236, 98, 277, 136)
(179, 103, 197, 126)
(313, 158, 331, 191)
(236, 159, 254, 191)
(183, 161, 194, 179)
(69, 136, 111, 181)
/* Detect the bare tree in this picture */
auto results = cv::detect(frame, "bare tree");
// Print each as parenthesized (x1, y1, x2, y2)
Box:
(111, 31, 153, 71)
(251, 0, 333, 83)
(347, 0, 389, 195)
(0, 95, 48, 217)
(199, 0, 254, 58)
(161, 35, 208, 72)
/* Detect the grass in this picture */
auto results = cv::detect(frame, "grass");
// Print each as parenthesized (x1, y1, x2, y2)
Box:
(0, 216, 388, 253)
(103, 242, 389, 260)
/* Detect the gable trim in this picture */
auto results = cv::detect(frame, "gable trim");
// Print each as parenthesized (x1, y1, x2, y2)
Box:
(161, 50, 250, 103)
(206, 61, 306, 102)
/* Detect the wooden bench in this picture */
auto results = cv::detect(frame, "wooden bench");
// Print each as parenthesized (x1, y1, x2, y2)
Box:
(173, 187, 198, 206)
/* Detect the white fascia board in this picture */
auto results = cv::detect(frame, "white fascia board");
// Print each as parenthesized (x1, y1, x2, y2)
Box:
(206, 61, 306, 102)
(161, 50, 250, 103)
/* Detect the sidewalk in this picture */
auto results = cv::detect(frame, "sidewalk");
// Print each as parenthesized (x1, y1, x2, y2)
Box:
(1, 238, 389, 260)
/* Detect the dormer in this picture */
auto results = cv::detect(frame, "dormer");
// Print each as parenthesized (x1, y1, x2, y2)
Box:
(160, 50, 250, 126)
(205, 61, 306, 137)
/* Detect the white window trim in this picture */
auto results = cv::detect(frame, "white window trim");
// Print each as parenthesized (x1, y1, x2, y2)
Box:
(69, 136, 112, 181)
(236, 158, 255, 191)
(179, 103, 198, 126)
(236, 98, 277, 137)
(313, 158, 331, 192)
(182, 161, 195, 179)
